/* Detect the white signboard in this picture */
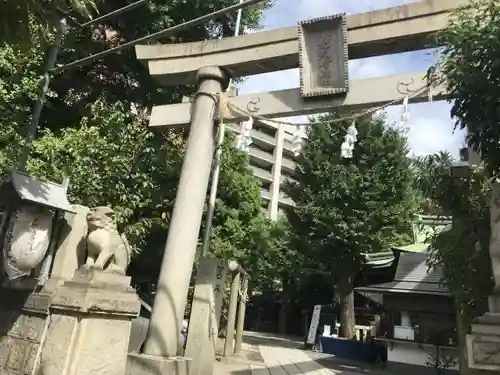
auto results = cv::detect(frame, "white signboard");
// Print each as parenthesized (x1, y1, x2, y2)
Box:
(306, 304, 322, 344)
(322, 325, 331, 337)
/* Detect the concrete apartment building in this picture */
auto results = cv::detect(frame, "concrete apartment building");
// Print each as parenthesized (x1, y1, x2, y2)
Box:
(182, 89, 301, 220)
(228, 120, 300, 220)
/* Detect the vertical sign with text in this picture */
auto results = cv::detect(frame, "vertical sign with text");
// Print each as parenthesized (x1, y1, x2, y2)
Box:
(306, 304, 322, 344)
(211, 260, 227, 344)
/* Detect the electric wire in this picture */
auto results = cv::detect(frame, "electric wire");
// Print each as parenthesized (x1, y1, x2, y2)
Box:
(53, 0, 266, 73)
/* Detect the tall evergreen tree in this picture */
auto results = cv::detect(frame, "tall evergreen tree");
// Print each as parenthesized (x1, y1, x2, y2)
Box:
(0, 0, 278, 296)
(283, 113, 417, 337)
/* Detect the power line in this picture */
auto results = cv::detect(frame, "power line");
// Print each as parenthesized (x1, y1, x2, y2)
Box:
(59, 0, 148, 28)
(52, 0, 266, 73)
(81, 0, 149, 27)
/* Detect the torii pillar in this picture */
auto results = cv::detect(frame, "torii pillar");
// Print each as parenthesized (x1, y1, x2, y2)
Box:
(140, 66, 229, 360)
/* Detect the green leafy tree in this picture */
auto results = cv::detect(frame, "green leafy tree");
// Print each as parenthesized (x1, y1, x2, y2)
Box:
(40, 0, 272, 131)
(28, 99, 184, 251)
(0, 0, 288, 317)
(283, 113, 416, 338)
(411, 151, 493, 321)
(0, 0, 99, 50)
(429, 3, 500, 371)
(203, 132, 276, 278)
(411, 151, 453, 215)
(25, 101, 275, 294)
(0, 42, 46, 176)
(424, 161, 493, 375)
(427, 168, 492, 324)
(434, 0, 500, 177)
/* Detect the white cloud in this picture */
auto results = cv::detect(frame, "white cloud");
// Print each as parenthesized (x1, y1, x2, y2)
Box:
(237, 0, 464, 158)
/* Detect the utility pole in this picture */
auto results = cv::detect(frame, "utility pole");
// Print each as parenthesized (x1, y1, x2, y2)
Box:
(18, 18, 67, 171)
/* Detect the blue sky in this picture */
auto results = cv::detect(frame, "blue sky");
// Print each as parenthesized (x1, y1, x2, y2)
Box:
(237, 0, 466, 157)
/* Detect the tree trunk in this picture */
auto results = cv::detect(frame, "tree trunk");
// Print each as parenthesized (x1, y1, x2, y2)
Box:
(338, 275, 356, 339)
(278, 274, 291, 334)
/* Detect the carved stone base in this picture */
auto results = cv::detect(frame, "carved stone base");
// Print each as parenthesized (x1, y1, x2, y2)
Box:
(126, 353, 191, 375)
(0, 287, 51, 375)
(467, 311, 500, 371)
(39, 267, 140, 375)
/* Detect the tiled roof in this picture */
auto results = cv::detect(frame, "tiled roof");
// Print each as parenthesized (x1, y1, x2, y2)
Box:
(355, 252, 450, 296)
(392, 242, 429, 254)
(0, 170, 75, 213)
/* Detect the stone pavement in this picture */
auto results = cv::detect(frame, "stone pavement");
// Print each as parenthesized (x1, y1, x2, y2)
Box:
(214, 332, 388, 375)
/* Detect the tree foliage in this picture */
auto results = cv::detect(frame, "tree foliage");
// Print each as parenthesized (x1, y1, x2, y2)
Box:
(428, 0, 497, 322)
(435, 0, 500, 177)
(283, 113, 417, 337)
(28, 99, 184, 251)
(0, 0, 99, 51)
(0, 0, 279, 293)
(42, 0, 271, 131)
(418, 155, 493, 321)
(411, 152, 453, 215)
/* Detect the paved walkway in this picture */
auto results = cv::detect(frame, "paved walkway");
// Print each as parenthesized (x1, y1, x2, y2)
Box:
(214, 332, 387, 375)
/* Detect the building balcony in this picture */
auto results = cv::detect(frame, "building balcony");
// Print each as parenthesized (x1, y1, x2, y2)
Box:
(251, 130, 276, 153)
(249, 148, 275, 169)
(251, 166, 273, 183)
(282, 139, 296, 158)
(260, 188, 272, 201)
(281, 157, 296, 174)
(278, 193, 295, 207)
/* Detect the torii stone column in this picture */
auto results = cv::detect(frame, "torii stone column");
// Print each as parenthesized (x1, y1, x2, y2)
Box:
(141, 66, 229, 358)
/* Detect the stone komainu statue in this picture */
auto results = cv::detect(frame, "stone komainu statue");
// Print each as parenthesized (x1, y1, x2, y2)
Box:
(85, 206, 131, 275)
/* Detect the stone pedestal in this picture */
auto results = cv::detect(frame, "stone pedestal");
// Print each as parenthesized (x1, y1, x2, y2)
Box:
(467, 295, 500, 371)
(39, 267, 140, 375)
(0, 287, 52, 375)
(126, 353, 191, 375)
(0, 205, 91, 375)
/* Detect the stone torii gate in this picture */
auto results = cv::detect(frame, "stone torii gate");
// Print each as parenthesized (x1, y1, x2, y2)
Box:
(127, 0, 500, 374)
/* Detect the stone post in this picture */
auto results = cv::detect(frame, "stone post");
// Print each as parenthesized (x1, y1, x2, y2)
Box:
(234, 276, 248, 354)
(213, 261, 227, 336)
(223, 272, 240, 357)
(467, 182, 500, 370)
(49, 205, 89, 282)
(184, 256, 224, 375)
(40, 267, 140, 375)
(141, 66, 229, 359)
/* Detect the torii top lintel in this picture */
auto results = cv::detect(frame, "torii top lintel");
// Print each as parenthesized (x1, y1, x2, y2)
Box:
(135, 0, 466, 87)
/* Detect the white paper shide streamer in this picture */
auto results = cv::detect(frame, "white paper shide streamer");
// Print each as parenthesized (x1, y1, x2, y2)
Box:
(400, 95, 409, 130)
(292, 125, 305, 156)
(341, 120, 358, 159)
(2, 205, 53, 280)
(236, 116, 254, 152)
